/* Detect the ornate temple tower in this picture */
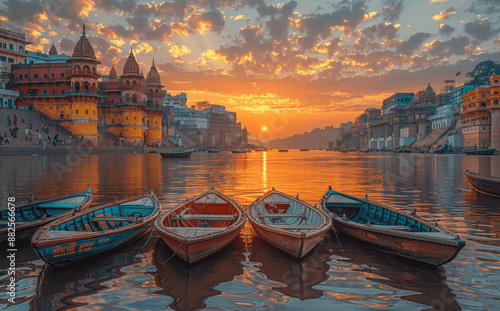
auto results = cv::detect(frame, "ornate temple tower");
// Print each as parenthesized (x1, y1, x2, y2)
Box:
(145, 59, 164, 145)
(65, 23, 102, 144)
(488, 75, 500, 149)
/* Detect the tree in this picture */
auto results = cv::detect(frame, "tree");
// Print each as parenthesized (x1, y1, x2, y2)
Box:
(466, 60, 500, 86)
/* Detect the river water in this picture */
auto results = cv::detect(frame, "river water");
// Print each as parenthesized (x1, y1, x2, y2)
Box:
(0, 150, 499, 310)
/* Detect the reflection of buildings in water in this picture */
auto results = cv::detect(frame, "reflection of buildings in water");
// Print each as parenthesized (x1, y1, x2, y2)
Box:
(31, 239, 155, 310)
(247, 232, 330, 300)
(325, 233, 461, 310)
(463, 156, 500, 181)
(152, 234, 245, 311)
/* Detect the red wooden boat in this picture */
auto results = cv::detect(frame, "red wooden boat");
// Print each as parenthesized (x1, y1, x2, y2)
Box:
(247, 189, 331, 259)
(154, 188, 246, 264)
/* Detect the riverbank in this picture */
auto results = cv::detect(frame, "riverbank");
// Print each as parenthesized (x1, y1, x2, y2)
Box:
(0, 145, 167, 156)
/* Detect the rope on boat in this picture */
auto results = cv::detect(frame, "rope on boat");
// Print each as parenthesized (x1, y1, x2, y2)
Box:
(332, 225, 346, 259)
(162, 235, 189, 264)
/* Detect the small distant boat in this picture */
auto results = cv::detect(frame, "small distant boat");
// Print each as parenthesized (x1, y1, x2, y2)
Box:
(465, 170, 500, 197)
(278, 149, 289, 152)
(299, 149, 310, 151)
(231, 149, 247, 153)
(155, 189, 246, 264)
(32, 192, 160, 268)
(0, 189, 92, 246)
(254, 146, 268, 152)
(160, 148, 195, 158)
(207, 149, 221, 153)
(247, 189, 331, 259)
(464, 148, 496, 155)
(319, 187, 466, 266)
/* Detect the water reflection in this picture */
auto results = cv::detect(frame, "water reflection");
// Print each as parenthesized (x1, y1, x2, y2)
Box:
(152, 233, 245, 310)
(324, 233, 461, 310)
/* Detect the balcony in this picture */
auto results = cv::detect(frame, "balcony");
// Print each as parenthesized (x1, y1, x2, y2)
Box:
(68, 68, 102, 79)
(66, 90, 105, 98)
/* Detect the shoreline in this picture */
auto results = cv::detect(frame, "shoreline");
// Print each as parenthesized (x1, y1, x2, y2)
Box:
(0, 145, 167, 156)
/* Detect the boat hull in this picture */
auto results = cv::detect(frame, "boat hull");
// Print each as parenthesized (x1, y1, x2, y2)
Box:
(464, 148, 496, 155)
(158, 226, 243, 264)
(465, 170, 500, 197)
(249, 221, 327, 259)
(33, 225, 152, 268)
(160, 149, 194, 158)
(330, 219, 464, 266)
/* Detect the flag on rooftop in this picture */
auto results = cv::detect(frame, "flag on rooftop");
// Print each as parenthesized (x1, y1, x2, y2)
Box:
(456, 71, 461, 76)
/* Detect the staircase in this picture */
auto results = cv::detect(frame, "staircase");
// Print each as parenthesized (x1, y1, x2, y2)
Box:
(433, 123, 457, 146)
(411, 125, 452, 148)
(97, 125, 118, 146)
(174, 129, 197, 146)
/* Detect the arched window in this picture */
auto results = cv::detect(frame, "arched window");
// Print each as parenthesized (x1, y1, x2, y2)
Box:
(75, 65, 81, 70)
(83, 81, 90, 91)
(132, 94, 138, 103)
(92, 82, 96, 92)
(74, 81, 80, 91)
(125, 93, 130, 103)
(9, 44, 13, 50)
(92, 67, 96, 73)
(126, 80, 130, 85)
(132, 80, 137, 85)
(19, 46, 23, 53)
(83, 65, 90, 72)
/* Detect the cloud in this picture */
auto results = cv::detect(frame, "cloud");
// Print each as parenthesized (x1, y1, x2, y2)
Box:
(186, 10, 226, 34)
(39, 38, 51, 45)
(169, 45, 192, 58)
(438, 24, 455, 37)
(94, 0, 137, 13)
(432, 8, 456, 21)
(463, 20, 497, 43)
(135, 42, 155, 54)
(424, 35, 473, 57)
(430, 0, 447, 3)
(381, 0, 405, 22)
(397, 32, 432, 56)
(359, 22, 400, 41)
(495, 39, 500, 46)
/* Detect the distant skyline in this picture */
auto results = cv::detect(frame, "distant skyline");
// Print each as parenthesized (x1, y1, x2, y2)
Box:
(1, 0, 499, 139)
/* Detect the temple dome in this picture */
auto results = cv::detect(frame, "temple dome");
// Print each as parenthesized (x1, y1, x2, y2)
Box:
(123, 48, 140, 75)
(146, 59, 161, 85)
(48, 43, 57, 55)
(109, 64, 118, 80)
(72, 23, 96, 60)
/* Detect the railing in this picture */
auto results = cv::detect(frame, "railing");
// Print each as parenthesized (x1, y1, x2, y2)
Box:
(69, 68, 102, 77)
(21, 90, 104, 98)
(98, 100, 164, 111)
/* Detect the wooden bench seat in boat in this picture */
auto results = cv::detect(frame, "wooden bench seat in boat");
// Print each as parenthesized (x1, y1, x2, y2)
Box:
(91, 216, 138, 223)
(326, 194, 362, 205)
(260, 213, 306, 218)
(170, 214, 237, 221)
(38, 203, 81, 209)
(370, 225, 417, 231)
(269, 224, 319, 230)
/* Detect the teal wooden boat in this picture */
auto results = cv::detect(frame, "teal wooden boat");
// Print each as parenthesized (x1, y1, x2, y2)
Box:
(31, 192, 160, 268)
(0, 189, 92, 246)
(319, 187, 466, 266)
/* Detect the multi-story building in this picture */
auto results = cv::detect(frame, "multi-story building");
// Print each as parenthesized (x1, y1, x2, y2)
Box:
(25, 43, 71, 64)
(381, 93, 414, 115)
(99, 51, 164, 146)
(11, 24, 103, 143)
(0, 27, 27, 72)
(460, 75, 500, 148)
(0, 60, 19, 108)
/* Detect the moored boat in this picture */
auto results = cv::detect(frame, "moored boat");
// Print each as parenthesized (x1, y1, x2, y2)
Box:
(155, 188, 246, 264)
(319, 187, 465, 266)
(160, 148, 195, 158)
(465, 170, 500, 197)
(207, 149, 221, 153)
(0, 189, 92, 246)
(247, 188, 331, 259)
(278, 149, 289, 152)
(231, 149, 247, 153)
(31, 192, 160, 268)
(464, 148, 496, 155)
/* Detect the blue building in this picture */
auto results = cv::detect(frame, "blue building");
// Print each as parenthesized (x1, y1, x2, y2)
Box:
(382, 93, 414, 115)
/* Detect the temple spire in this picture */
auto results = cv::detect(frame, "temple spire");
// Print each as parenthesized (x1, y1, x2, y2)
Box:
(82, 23, 86, 38)
(152, 58, 155, 67)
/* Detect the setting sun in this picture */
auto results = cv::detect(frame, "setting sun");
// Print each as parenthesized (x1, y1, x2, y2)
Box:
(261, 125, 269, 132)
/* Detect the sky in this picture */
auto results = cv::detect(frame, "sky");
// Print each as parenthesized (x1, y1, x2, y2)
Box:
(1, 0, 499, 140)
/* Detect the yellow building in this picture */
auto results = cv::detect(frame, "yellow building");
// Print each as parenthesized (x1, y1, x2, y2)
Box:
(99, 51, 164, 146)
(0, 27, 27, 72)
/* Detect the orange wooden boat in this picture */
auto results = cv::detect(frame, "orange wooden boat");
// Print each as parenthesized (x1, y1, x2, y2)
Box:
(247, 188, 331, 259)
(154, 188, 246, 264)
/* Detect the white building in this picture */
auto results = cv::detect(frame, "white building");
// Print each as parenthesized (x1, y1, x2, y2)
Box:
(162, 92, 187, 109)
(429, 104, 454, 129)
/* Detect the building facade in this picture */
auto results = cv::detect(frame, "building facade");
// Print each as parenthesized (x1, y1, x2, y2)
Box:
(0, 28, 27, 72)
(0, 60, 19, 108)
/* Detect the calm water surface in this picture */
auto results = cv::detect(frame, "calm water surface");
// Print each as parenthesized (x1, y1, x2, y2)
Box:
(0, 150, 499, 310)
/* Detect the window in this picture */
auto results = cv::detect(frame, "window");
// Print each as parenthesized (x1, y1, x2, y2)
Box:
(93, 110, 95, 115)
(495, 100, 499, 105)
(76, 110, 79, 114)
(44, 74, 47, 78)
(52, 90, 55, 95)
(51, 73, 54, 77)
(62, 90, 65, 95)
(9, 44, 13, 50)
(43, 90, 47, 96)
(19, 91, 23, 97)
(19, 46, 23, 53)
(0, 56, 5, 61)
(34, 74, 39, 78)
(7, 58, 14, 63)
(60, 112, 64, 119)
(482, 94, 485, 98)
(481, 103, 486, 107)
(61, 73, 64, 77)
(126, 116, 128, 120)
(495, 91, 498, 95)
(28, 89, 37, 96)
(19, 75, 22, 79)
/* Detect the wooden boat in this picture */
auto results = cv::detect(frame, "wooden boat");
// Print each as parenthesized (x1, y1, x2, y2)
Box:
(0, 189, 92, 246)
(278, 149, 289, 152)
(247, 189, 331, 259)
(160, 148, 194, 158)
(207, 149, 220, 153)
(300, 148, 310, 151)
(155, 188, 246, 264)
(319, 187, 466, 266)
(231, 149, 247, 153)
(464, 148, 496, 155)
(465, 170, 500, 197)
(31, 192, 160, 268)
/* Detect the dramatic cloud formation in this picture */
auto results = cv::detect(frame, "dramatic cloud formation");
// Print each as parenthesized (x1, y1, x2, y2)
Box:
(1, 0, 498, 138)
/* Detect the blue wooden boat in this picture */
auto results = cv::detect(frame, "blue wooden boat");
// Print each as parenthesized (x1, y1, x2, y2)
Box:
(0, 189, 92, 246)
(31, 192, 160, 268)
(319, 187, 466, 266)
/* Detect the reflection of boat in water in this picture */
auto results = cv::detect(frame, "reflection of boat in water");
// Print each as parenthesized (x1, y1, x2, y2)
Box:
(465, 170, 500, 197)
(32, 237, 155, 311)
(152, 235, 245, 311)
(248, 232, 330, 300)
(325, 233, 461, 310)
(160, 148, 195, 158)
(207, 149, 220, 153)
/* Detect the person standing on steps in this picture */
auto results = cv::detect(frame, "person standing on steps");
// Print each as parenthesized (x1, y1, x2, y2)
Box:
(38, 132, 42, 145)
